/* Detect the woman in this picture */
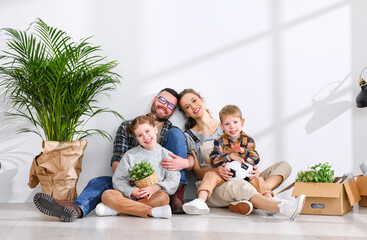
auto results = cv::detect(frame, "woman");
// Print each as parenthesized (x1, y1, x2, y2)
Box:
(177, 88, 305, 220)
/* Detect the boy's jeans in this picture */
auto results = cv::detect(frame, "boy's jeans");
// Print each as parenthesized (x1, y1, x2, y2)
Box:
(75, 128, 187, 217)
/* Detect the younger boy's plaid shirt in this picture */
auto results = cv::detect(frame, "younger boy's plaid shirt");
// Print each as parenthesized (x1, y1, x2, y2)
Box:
(210, 131, 260, 168)
(110, 119, 174, 165)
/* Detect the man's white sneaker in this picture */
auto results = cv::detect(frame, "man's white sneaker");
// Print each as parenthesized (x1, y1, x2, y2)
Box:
(95, 203, 119, 216)
(229, 200, 253, 215)
(279, 194, 306, 220)
(183, 198, 210, 215)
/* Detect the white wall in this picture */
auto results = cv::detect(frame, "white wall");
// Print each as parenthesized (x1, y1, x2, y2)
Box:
(1, 0, 367, 202)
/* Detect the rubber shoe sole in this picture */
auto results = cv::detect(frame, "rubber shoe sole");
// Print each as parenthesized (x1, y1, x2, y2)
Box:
(229, 201, 253, 215)
(33, 193, 77, 222)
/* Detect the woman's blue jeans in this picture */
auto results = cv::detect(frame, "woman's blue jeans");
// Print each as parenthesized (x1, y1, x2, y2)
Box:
(75, 127, 187, 217)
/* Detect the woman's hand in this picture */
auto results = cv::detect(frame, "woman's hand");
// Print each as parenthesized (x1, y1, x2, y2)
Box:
(228, 153, 245, 164)
(161, 153, 190, 171)
(249, 165, 260, 180)
(216, 164, 233, 181)
(133, 184, 162, 199)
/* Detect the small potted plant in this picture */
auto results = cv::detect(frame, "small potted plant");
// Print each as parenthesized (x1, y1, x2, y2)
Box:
(129, 161, 158, 188)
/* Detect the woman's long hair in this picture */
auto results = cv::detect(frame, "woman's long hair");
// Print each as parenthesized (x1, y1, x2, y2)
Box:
(178, 88, 209, 130)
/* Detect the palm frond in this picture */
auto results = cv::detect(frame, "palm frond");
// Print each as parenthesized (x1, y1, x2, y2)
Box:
(0, 18, 123, 142)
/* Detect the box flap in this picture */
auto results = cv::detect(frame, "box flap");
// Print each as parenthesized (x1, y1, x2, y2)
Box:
(356, 176, 367, 196)
(276, 182, 295, 195)
(292, 182, 340, 198)
(344, 178, 361, 206)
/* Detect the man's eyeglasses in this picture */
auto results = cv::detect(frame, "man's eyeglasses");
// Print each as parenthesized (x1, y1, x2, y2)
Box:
(157, 96, 176, 110)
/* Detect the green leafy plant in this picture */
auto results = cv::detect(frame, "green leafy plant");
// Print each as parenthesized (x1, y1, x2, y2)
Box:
(295, 170, 316, 182)
(0, 18, 122, 142)
(296, 162, 335, 183)
(129, 161, 155, 181)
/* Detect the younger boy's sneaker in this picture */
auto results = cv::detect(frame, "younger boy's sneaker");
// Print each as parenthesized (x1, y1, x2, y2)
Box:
(183, 198, 210, 215)
(95, 203, 119, 216)
(279, 194, 306, 220)
(229, 200, 253, 215)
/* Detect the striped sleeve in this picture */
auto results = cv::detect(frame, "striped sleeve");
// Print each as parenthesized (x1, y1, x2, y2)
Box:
(209, 138, 231, 167)
(242, 137, 260, 165)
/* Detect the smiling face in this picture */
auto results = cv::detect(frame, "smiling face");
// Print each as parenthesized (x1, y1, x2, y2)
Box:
(133, 123, 158, 150)
(179, 92, 205, 119)
(151, 91, 177, 122)
(220, 115, 245, 139)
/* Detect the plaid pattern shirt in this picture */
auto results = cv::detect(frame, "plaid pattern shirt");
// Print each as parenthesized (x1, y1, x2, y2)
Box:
(210, 131, 260, 168)
(111, 119, 174, 165)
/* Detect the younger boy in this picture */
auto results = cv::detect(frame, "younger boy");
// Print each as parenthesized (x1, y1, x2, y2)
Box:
(183, 105, 272, 215)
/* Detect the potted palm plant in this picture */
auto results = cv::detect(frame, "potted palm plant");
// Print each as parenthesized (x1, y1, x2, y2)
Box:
(0, 18, 122, 200)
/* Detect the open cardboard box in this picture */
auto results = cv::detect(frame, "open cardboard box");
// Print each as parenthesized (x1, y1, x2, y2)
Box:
(356, 175, 367, 207)
(291, 178, 361, 216)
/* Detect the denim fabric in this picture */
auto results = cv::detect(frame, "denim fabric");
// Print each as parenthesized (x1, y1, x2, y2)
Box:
(74, 176, 113, 217)
(162, 128, 188, 185)
(75, 127, 188, 217)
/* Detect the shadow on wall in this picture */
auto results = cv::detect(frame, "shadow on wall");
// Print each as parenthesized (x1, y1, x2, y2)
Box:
(0, 99, 34, 202)
(253, 74, 353, 143)
(306, 73, 353, 134)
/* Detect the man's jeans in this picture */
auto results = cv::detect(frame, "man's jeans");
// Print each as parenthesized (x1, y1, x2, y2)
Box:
(75, 128, 187, 217)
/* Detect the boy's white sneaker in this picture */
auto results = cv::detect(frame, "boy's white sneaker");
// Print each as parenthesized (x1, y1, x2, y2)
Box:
(95, 203, 119, 216)
(183, 198, 210, 215)
(279, 194, 306, 220)
(229, 200, 253, 215)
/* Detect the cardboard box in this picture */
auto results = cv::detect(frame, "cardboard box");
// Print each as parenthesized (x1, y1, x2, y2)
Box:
(291, 178, 360, 216)
(356, 175, 367, 207)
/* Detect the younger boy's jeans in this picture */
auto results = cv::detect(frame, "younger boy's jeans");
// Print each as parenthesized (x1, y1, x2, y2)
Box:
(75, 127, 187, 217)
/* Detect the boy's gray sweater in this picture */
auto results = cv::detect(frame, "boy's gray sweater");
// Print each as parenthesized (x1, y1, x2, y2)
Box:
(112, 144, 180, 199)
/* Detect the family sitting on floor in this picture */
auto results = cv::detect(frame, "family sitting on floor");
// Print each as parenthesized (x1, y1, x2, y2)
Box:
(33, 88, 305, 222)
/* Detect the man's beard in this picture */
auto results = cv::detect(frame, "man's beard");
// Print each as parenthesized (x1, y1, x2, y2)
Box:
(151, 104, 171, 122)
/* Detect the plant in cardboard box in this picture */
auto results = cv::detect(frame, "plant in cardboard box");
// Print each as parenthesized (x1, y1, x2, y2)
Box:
(296, 162, 335, 183)
(130, 161, 158, 188)
(293, 162, 361, 215)
(0, 18, 121, 200)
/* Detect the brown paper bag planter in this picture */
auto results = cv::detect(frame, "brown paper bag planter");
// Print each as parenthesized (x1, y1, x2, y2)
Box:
(28, 140, 87, 201)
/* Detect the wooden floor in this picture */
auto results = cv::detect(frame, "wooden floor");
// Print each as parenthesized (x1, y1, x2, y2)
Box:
(0, 203, 367, 240)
